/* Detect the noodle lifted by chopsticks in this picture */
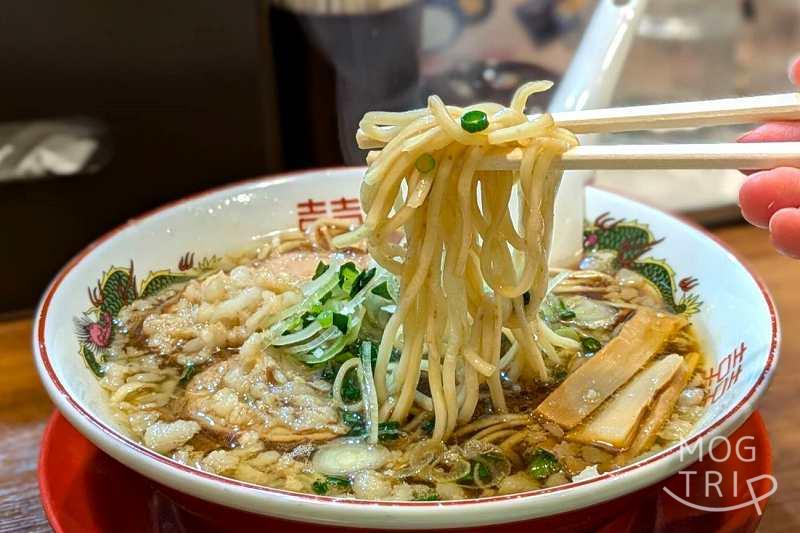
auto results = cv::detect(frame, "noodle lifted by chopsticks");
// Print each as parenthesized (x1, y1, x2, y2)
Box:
(337, 81, 579, 441)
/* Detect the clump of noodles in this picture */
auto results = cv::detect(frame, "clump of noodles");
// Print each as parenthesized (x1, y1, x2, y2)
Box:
(334, 81, 580, 440)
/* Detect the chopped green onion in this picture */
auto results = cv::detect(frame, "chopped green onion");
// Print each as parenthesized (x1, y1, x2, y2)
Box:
(338, 262, 359, 292)
(350, 267, 376, 297)
(581, 336, 602, 354)
(313, 262, 329, 280)
(415, 153, 436, 173)
(312, 476, 351, 495)
(558, 299, 576, 320)
(178, 364, 197, 386)
(346, 420, 403, 442)
(461, 110, 489, 133)
(340, 410, 364, 428)
(528, 449, 561, 480)
(341, 368, 361, 403)
(377, 421, 402, 441)
(326, 476, 351, 489)
(413, 491, 440, 501)
(317, 309, 333, 328)
(301, 312, 316, 328)
(420, 417, 435, 435)
(371, 281, 392, 300)
(312, 480, 328, 495)
(459, 459, 490, 484)
(332, 312, 349, 335)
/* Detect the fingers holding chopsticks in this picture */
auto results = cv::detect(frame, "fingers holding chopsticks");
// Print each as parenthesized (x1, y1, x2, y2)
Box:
(736, 56, 800, 258)
(769, 207, 800, 259)
(739, 167, 800, 227)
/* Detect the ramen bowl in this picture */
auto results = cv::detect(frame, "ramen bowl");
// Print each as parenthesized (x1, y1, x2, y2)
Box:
(33, 167, 779, 529)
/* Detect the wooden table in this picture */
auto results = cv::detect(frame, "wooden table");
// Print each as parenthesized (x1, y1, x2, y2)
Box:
(1, 223, 799, 532)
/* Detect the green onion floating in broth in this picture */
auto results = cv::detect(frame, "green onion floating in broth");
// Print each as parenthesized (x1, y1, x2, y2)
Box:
(371, 281, 392, 300)
(581, 336, 602, 354)
(312, 476, 352, 495)
(527, 449, 561, 480)
(178, 364, 198, 386)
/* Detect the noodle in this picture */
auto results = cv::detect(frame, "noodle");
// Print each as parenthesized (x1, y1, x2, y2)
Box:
(351, 83, 578, 438)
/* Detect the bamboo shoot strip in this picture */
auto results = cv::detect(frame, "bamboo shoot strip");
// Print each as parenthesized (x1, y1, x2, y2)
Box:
(535, 308, 687, 429)
(565, 354, 683, 451)
(610, 351, 701, 467)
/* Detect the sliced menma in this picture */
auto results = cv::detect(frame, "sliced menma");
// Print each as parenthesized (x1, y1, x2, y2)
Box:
(535, 308, 687, 429)
(611, 351, 701, 465)
(566, 353, 683, 451)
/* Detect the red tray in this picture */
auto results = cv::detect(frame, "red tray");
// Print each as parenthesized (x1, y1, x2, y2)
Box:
(38, 411, 773, 532)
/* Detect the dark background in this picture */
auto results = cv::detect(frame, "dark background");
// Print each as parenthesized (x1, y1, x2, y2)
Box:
(0, 0, 284, 313)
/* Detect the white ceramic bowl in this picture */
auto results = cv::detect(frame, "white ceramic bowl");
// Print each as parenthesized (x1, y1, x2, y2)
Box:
(34, 168, 779, 529)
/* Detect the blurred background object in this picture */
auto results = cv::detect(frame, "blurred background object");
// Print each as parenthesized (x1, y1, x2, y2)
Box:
(270, 0, 424, 166)
(2, 0, 800, 313)
(593, 0, 800, 224)
(0, 119, 110, 183)
(0, 0, 279, 314)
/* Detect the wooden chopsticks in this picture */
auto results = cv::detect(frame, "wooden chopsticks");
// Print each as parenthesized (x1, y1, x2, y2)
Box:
(548, 92, 800, 134)
(479, 142, 800, 171)
(361, 92, 800, 171)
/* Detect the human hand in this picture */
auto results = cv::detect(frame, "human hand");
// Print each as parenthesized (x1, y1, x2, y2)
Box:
(737, 56, 800, 258)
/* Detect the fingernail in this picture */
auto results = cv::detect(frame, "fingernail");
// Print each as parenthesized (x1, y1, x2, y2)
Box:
(737, 127, 763, 143)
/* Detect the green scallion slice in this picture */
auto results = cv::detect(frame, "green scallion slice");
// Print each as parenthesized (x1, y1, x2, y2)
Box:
(332, 312, 349, 335)
(415, 153, 436, 173)
(528, 448, 561, 480)
(317, 309, 333, 328)
(313, 261, 329, 280)
(371, 281, 392, 300)
(461, 110, 489, 133)
(178, 364, 197, 386)
(338, 262, 359, 292)
(581, 336, 602, 354)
